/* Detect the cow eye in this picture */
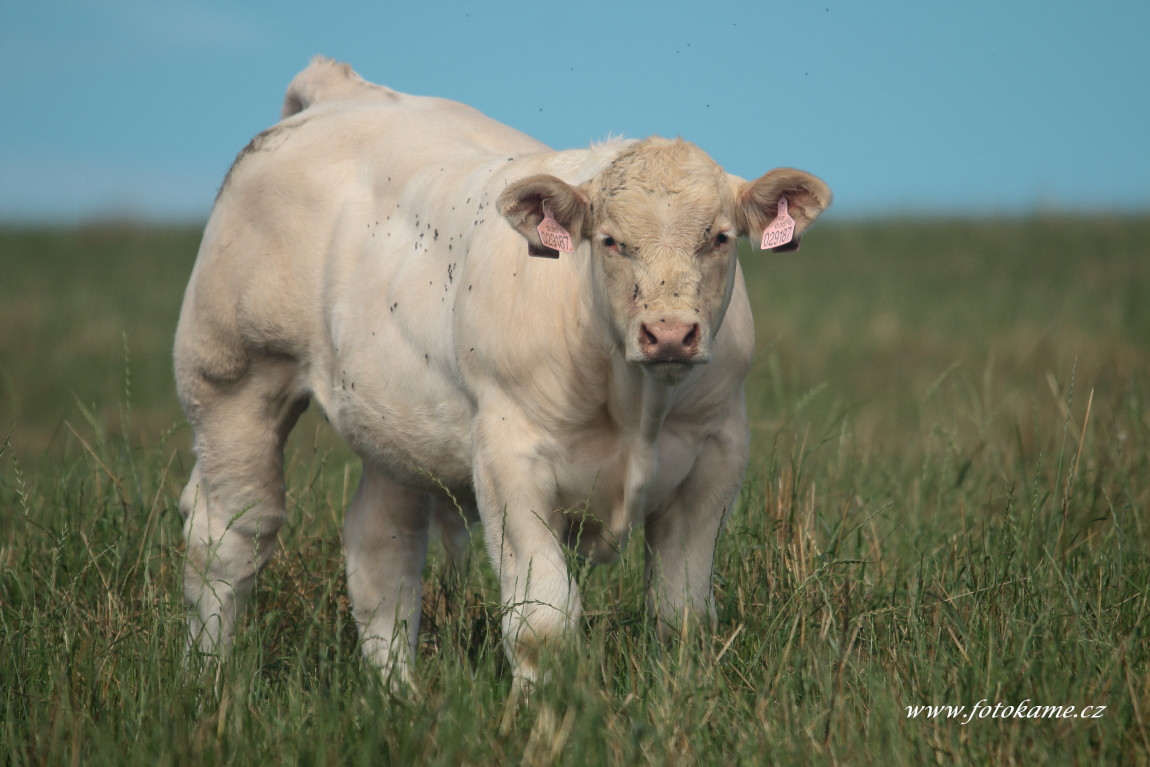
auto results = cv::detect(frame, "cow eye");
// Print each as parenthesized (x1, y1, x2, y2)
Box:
(715, 232, 730, 246)
(603, 235, 619, 250)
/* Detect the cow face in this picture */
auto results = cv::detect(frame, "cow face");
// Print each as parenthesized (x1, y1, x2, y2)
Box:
(498, 138, 830, 385)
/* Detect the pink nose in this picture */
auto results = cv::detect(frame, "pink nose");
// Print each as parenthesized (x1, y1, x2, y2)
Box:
(639, 320, 700, 363)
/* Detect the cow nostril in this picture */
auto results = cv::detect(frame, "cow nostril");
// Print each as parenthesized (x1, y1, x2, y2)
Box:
(640, 321, 701, 358)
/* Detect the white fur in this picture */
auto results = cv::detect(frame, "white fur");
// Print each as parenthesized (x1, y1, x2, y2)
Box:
(175, 57, 829, 684)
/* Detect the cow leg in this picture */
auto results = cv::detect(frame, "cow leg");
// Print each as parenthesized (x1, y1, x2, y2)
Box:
(432, 496, 473, 580)
(343, 467, 432, 686)
(474, 414, 580, 684)
(644, 426, 748, 640)
(179, 359, 308, 657)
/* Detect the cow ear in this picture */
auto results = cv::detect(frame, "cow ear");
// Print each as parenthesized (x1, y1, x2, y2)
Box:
(497, 175, 592, 257)
(734, 168, 832, 252)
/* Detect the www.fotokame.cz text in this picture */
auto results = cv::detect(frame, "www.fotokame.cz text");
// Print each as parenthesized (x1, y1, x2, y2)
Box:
(906, 699, 1106, 726)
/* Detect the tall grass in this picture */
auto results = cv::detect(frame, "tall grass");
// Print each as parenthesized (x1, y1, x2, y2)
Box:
(1, 219, 1148, 764)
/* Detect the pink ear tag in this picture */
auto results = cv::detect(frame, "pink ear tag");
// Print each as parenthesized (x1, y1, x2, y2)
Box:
(537, 202, 574, 254)
(760, 197, 796, 250)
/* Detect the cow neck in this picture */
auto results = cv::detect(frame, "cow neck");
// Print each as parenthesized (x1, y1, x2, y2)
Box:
(634, 374, 675, 444)
(605, 355, 675, 529)
(598, 353, 676, 450)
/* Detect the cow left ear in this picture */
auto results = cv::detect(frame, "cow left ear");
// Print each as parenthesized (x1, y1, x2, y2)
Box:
(734, 168, 832, 252)
(497, 174, 592, 258)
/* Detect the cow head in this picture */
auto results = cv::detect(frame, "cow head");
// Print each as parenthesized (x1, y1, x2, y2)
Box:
(498, 138, 831, 385)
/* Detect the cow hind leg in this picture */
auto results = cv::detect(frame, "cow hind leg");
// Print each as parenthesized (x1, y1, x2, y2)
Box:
(343, 467, 433, 687)
(179, 357, 308, 658)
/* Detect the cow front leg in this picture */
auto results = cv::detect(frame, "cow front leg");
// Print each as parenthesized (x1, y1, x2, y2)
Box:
(473, 428, 579, 684)
(343, 467, 432, 688)
(644, 426, 748, 640)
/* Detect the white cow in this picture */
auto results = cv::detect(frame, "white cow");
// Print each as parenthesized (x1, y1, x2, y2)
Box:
(175, 57, 830, 684)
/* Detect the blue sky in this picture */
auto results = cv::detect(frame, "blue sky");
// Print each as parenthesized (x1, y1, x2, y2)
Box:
(2, 0, 1147, 222)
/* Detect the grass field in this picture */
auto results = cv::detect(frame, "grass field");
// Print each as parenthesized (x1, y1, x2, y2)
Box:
(2, 217, 1148, 765)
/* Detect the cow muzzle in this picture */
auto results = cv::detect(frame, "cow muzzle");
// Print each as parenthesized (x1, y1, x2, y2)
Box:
(631, 318, 711, 384)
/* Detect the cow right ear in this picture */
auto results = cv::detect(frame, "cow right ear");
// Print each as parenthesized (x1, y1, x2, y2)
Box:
(497, 175, 591, 257)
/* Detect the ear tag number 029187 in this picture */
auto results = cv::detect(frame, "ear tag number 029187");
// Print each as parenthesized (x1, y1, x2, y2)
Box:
(537, 202, 574, 254)
(760, 197, 796, 250)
